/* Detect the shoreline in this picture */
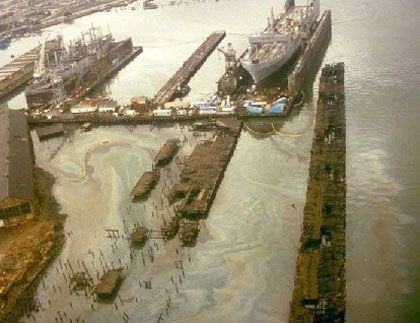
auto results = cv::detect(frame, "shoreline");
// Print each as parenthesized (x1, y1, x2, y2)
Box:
(0, 168, 66, 322)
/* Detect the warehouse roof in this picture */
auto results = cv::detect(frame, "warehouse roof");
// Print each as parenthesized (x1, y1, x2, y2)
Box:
(0, 109, 34, 202)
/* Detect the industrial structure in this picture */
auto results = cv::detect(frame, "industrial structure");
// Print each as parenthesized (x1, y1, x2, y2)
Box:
(0, 109, 35, 228)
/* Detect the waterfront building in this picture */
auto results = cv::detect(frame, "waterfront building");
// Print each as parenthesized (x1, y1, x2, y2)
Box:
(0, 109, 35, 228)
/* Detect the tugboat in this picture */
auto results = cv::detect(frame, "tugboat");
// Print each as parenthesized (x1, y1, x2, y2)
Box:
(143, 0, 158, 10)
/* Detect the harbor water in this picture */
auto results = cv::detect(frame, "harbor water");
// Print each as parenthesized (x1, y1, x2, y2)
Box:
(1, 0, 419, 322)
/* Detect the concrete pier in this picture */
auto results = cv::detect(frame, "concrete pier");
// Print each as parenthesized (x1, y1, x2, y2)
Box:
(154, 31, 226, 105)
(289, 63, 346, 322)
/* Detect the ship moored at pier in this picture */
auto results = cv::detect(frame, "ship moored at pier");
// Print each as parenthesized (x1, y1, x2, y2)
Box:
(25, 26, 142, 109)
(241, 0, 320, 83)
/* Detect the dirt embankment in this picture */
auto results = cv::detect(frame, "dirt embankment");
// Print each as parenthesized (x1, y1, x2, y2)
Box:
(0, 168, 66, 322)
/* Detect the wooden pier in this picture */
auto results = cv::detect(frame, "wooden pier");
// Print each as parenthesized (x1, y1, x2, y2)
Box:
(154, 31, 226, 105)
(289, 63, 346, 322)
(167, 118, 242, 245)
(27, 113, 237, 127)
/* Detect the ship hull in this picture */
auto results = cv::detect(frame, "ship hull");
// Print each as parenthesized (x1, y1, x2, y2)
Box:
(241, 41, 300, 83)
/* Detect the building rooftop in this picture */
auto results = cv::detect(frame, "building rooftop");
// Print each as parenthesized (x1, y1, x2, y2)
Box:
(0, 109, 34, 203)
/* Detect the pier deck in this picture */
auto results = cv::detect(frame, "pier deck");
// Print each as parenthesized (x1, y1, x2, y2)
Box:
(168, 118, 242, 247)
(289, 63, 346, 322)
(154, 31, 226, 105)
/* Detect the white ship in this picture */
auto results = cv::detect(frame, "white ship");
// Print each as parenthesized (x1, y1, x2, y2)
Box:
(241, 0, 320, 83)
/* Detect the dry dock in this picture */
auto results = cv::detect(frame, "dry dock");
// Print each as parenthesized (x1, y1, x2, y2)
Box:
(154, 31, 226, 105)
(288, 10, 332, 96)
(289, 63, 346, 322)
(73, 46, 143, 102)
(218, 10, 332, 118)
(0, 40, 59, 100)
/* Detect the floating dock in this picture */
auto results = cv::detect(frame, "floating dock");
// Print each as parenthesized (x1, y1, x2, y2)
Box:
(0, 40, 59, 100)
(154, 31, 226, 105)
(289, 63, 346, 322)
(288, 10, 332, 96)
(130, 171, 159, 199)
(154, 139, 180, 167)
(73, 46, 143, 102)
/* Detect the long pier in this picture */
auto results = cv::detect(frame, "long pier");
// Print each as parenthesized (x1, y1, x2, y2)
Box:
(154, 31, 226, 105)
(289, 63, 346, 322)
(0, 40, 59, 100)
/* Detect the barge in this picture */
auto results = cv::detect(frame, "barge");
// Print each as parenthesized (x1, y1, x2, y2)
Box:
(130, 171, 159, 199)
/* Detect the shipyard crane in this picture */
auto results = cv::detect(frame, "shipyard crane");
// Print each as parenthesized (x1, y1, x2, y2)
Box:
(33, 34, 50, 80)
(217, 43, 237, 72)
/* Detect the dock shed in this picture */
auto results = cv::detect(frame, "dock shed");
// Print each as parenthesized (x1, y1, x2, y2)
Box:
(0, 109, 35, 228)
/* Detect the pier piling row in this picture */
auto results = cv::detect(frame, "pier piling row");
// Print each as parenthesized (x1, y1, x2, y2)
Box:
(289, 63, 346, 322)
(154, 31, 226, 105)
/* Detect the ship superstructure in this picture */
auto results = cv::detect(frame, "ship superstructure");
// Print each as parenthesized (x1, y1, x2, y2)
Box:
(241, 0, 320, 83)
(25, 26, 134, 109)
